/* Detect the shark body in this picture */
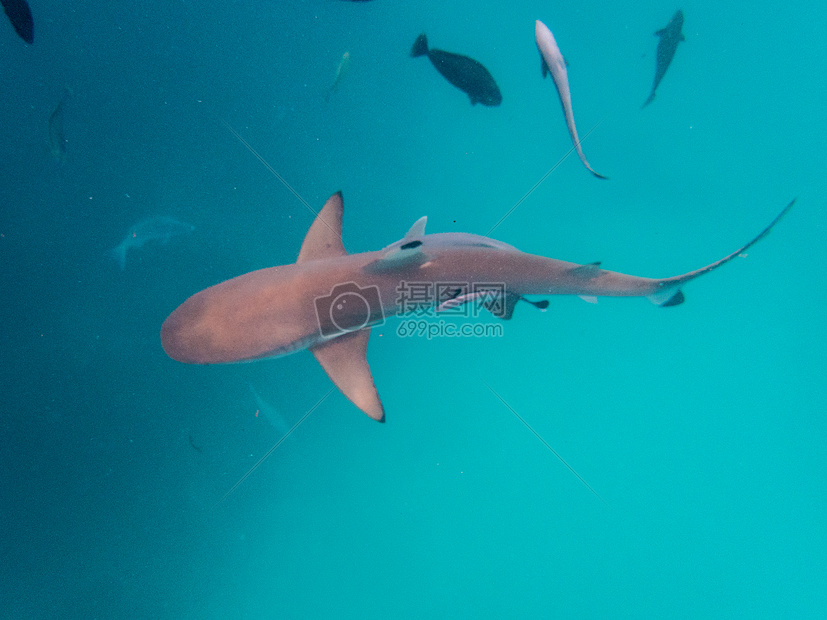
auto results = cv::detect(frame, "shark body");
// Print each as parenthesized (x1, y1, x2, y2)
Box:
(161, 192, 794, 422)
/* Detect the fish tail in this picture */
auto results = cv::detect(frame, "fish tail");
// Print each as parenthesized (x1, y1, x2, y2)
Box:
(641, 91, 656, 108)
(410, 33, 428, 58)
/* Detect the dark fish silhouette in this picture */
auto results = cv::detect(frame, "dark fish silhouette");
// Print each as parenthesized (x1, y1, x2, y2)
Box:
(1, 0, 33, 44)
(643, 10, 685, 108)
(410, 33, 502, 106)
(49, 88, 70, 164)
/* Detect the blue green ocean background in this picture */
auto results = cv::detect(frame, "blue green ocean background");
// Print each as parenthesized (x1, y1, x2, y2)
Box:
(1, 0, 825, 617)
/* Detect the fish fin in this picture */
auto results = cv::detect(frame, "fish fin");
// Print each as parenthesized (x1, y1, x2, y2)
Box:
(647, 286, 685, 307)
(311, 330, 385, 422)
(540, 56, 549, 78)
(654, 28, 666, 36)
(491, 293, 523, 320)
(411, 34, 428, 58)
(579, 295, 598, 304)
(297, 192, 347, 263)
(642, 92, 656, 108)
(511, 295, 549, 316)
(403, 216, 427, 241)
(569, 261, 603, 279)
(681, 34, 686, 42)
(363, 243, 427, 273)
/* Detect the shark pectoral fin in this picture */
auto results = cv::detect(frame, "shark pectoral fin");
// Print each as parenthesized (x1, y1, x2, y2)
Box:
(578, 295, 598, 304)
(403, 216, 427, 241)
(647, 284, 685, 307)
(310, 329, 385, 422)
(540, 56, 549, 78)
(297, 192, 348, 263)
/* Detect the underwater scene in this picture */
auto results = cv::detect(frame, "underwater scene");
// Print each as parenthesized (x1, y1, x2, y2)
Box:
(1, 0, 825, 617)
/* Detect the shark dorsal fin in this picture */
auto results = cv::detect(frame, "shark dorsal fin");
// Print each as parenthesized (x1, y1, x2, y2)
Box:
(297, 191, 347, 263)
(363, 217, 430, 274)
(310, 329, 385, 422)
(403, 216, 427, 241)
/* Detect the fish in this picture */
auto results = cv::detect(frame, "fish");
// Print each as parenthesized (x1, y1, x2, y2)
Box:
(643, 10, 685, 108)
(324, 51, 351, 102)
(161, 192, 794, 422)
(410, 33, 502, 106)
(248, 383, 292, 438)
(1, 0, 32, 44)
(534, 20, 607, 180)
(48, 88, 70, 164)
(111, 216, 195, 270)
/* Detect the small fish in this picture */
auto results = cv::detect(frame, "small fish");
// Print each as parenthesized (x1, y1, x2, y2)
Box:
(534, 20, 607, 179)
(111, 216, 194, 270)
(248, 383, 292, 439)
(410, 33, 502, 106)
(324, 51, 351, 101)
(1, 0, 32, 44)
(188, 435, 203, 453)
(48, 88, 70, 164)
(642, 10, 685, 108)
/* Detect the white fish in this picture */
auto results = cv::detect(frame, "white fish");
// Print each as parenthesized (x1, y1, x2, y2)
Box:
(324, 51, 351, 101)
(535, 20, 607, 179)
(111, 216, 194, 270)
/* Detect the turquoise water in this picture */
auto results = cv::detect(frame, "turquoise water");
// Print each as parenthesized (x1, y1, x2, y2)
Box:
(1, 0, 825, 617)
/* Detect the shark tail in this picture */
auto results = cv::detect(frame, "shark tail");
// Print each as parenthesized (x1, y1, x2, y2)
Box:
(647, 199, 796, 307)
(411, 34, 429, 58)
(641, 91, 656, 108)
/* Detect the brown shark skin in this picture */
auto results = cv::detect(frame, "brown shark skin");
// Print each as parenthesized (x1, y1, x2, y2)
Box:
(161, 195, 794, 368)
(161, 249, 660, 365)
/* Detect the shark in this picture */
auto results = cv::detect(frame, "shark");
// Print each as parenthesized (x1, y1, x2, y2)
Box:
(161, 192, 794, 422)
